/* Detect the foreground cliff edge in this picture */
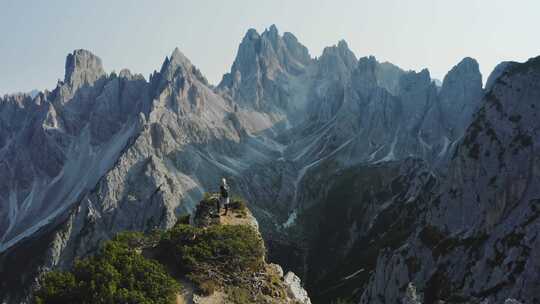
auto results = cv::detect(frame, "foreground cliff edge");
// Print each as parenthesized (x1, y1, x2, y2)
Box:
(33, 194, 311, 304)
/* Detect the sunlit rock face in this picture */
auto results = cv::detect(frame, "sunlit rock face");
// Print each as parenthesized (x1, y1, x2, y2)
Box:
(0, 49, 149, 253)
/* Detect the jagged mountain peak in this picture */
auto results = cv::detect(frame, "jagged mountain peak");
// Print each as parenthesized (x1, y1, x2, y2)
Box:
(374, 60, 406, 95)
(316, 40, 357, 82)
(232, 24, 311, 69)
(282, 31, 301, 42)
(399, 68, 432, 93)
(242, 27, 261, 41)
(262, 24, 280, 44)
(351, 56, 379, 92)
(337, 39, 348, 47)
(267, 23, 279, 34)
(170, 47, 193, 69)
(337, 39, 351, 52)
(218, 25, 311, 110)
(356, 55, 378, 69)
(417, 68, 432, 80)
(440, 57, 482, 98)
(154, 47, 209, 90)
(282, 31, 311, 65)
(456, 56, 479, 68)
(159, 47, 193, 76)
(319, 39, 357, 67)
(436, 56, 483, 138)
(442, 56, 482, 86)
(64, 49, 105, 89)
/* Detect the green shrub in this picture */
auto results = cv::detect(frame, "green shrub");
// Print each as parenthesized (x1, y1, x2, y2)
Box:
(34, 271, 77, 304)
(228, 196, 248, 217)
(176, 214, 191, 226)
(110, 230, 147, 247)
(229, 199, 247, 211)
(34, 232, 180, 304)
(161, 224, 264, 272)
(158, 224, 264, 290)
(200, 195, 218, 208)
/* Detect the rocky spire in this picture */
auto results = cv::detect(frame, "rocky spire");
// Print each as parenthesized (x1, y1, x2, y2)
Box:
(336, 40, 357, 68)
(151, 47, 209, 96)
(282, 32, 311, 65)
(262, 24, 280, 50)
(403, 283, 421, 304)
(169, 47, 194, 71)
(317, 40, 357, 81)
(218, 25, 311, 110)
(441, 57, 482, 89)
(374, 61, 405, 95)
(438, 57, 483, 138)
(260, 24, 312, 68)
(158, 48, 193, 81)
(352, 56, 378, 94)
(64, 49, 105, 89)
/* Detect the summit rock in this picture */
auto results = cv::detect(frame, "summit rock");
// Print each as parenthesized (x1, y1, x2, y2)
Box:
(64, 49, 105, 89)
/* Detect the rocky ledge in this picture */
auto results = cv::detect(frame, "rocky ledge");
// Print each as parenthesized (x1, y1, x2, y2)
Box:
(179, 193, 311, 304)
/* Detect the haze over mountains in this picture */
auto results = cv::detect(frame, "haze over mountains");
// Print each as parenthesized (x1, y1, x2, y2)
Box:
(0, 25, 539, 304)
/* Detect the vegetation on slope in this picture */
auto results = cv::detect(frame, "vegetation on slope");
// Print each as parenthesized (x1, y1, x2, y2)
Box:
(157, 221, 265, 295)
(34, 232, 180, 304)
(35, 194, 298, 304)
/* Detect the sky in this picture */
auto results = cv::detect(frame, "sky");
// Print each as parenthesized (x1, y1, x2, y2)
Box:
(1, 0, 539, 95)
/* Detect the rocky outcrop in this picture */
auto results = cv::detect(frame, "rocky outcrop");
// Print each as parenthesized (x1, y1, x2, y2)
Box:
(284, 271, 312, 304)
(218, 25, 312, 113)
(316, 40, 357, 81)
(485, 61, 515, 92)
(437, 57, 484, 139)
(375, 61, 406, 95)
(174, 195, 311, 304)
(359, 56, 540, 304)
(64, 49, 106, 90)
(0, 50, 149, 254)
(403, 283, 422, 304)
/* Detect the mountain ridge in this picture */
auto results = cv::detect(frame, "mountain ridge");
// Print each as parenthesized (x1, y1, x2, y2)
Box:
(0, 25, 538, 304)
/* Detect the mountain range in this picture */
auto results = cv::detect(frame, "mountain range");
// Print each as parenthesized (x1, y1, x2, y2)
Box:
(0, 25, 538, 304)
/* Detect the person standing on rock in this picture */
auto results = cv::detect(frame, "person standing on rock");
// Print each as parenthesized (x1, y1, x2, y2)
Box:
(219, 178, 230, 215)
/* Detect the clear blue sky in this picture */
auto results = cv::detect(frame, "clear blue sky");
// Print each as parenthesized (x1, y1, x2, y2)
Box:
(1, 0, 539, 95)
